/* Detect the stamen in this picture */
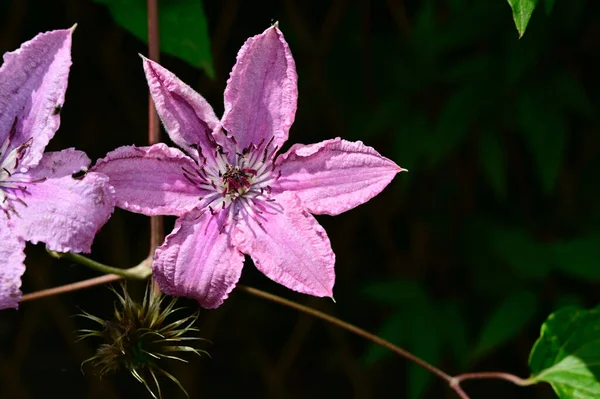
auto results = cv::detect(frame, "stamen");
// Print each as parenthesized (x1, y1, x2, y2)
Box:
(262, 136, 275, 163)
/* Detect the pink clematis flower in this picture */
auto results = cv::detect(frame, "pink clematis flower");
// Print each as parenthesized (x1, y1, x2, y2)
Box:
(93, 25, 403, 308)
(0, 28, 115, 310)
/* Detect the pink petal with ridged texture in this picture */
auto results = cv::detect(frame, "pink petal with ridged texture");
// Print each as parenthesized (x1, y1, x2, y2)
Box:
(93, 144, 203, 216)
(0, 222, 25, 310)
(142, 57, 221, 161)
(0, 28, 73, 170)
(11, 149, 115, 253)
(153, 208, 244, 309)
(233, 192, 335, 297)
(222, 25, 297, 151)
(275, 138, 404, 216)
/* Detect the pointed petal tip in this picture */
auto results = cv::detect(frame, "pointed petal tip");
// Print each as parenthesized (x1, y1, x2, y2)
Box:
(330, 296, 336, 304)
(70, 23, 78, 32)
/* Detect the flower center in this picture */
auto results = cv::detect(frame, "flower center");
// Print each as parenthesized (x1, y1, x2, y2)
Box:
(0, 119, 41, 218)
(221, 165, 257, 196)
(182, 136, 282, 227)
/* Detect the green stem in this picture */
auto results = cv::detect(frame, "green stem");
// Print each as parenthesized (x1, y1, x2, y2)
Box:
(48, 251, 152, 280)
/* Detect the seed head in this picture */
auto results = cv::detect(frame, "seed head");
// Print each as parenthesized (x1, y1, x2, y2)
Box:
(78, 282, 208, 398)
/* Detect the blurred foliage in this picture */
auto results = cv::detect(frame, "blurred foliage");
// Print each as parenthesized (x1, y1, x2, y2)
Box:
(92, 0, 214, 77)
(2, 0, 600, 398)
(529, 306, 600, 398)
(350, 0, 598, 397)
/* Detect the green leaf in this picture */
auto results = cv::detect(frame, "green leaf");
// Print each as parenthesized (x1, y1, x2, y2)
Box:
(552, 234, 600, 280)
(363, 281, 442, 399)
(544, 0, 556, 14)
(438, 302, 470, 370)
(93, 0, 214, 77)
(407, 305, 441, 399)
(554, 294, 584, 310)
(490, 227, 551, 279)
(550, 71, 594, 119)
(529, 306, 600, 398)
(506, 0, 539, 38)
(364, 311, 408, 365)
(428, 85, 479, 165)
(362, 280, 428, 307)
(393, 109, 430, 177)
(517, 92, 566, 194)
(479, 130, 507, 199)
(474, 289, 538, 358)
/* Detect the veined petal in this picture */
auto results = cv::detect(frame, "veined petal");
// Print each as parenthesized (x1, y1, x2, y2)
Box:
(233, 192, 335, 297)
(142, 57, 221, 161)
(275, 138, 404, 216)
(222, 25, 297, 151)
(0, 28, 73, 169)
(93, 144, 203, 216)
(153, 209, 244, 309)
(12, 150, 115, 253)
(0, 222, 26, 310)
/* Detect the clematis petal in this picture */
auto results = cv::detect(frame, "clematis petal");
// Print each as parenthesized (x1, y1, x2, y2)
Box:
(233, 192, 335, 297)
(0, 222, 26, 310)
(93, 144, 203, 216)
(142, 57, 221, 161)
(153, 209, 244, 309)
(222, 25, 297, 152)
(275, 138, 404, 216)
(0, 28, 73, 169)
(11, 149, 114, 253)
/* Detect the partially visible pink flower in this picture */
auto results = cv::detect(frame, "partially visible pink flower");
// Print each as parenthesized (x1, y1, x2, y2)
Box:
(94, 25, 403, 308)
(0, 28, 115, 310)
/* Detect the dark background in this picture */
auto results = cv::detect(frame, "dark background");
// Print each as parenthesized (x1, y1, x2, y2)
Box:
(1, 0, 599, 398)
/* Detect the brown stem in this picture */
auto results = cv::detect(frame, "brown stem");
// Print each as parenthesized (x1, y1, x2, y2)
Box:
(237, 286, 534, 398)
(21, 274, 123, 302)
(236, 285, 453, 383)
(452, 372, 532, 386)
(22, 255, 530, 399)
(147, 0, 163, 255)
(450, 384, 471, 399)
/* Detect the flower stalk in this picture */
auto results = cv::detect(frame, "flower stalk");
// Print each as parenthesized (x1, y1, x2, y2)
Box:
(146, 0, 163, 256)
(47, 250, 152, 280)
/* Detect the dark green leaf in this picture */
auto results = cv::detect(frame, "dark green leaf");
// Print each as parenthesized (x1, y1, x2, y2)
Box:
(438, 302, 470, 370)
(550, 71, 594, 118)
(552, 234, 600, 280)
(444, 55, 495, 84)
(490, 227, 551, 279)
(428, 85, 479, 165)
(474, 289, 538, 358)
(479, 130, 507, 199)
(393, 110, 431, 179)
(517, 92, 566, 193)
(544, 0, 556, 14)
(363, 282, 443, 398)
(93, 0, 214, 77)
(506, 0, 539, 38)
(529, 306, 600, 398)
(363, 311, 408, 365)
(407, 304, 441, 399)
(362, 280, 428, 307)
(554, 294, 585, 310)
